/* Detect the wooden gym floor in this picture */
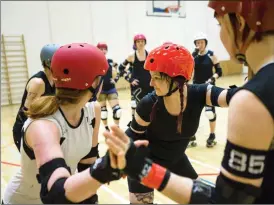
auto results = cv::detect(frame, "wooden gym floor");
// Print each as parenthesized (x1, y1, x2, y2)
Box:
(1, 74, 246, 204)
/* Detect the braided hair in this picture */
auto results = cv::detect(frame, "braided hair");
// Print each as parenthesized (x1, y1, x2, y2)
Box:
(150, 73, 187, 133)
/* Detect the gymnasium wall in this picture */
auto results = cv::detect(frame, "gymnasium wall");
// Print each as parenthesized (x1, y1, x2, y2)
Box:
(2, 1, 231, 76)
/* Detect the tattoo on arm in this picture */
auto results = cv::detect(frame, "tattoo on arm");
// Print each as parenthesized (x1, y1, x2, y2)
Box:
(24, 92, 39, 108)
(134, 192, 154, 204)
(27, 92, 38, 100)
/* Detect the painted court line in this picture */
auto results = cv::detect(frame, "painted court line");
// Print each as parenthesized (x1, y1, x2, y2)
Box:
(1, 161, 129, 203)
(1, 157, 219, 203)
(101, 185, 129, 203)
(189, 158, 220, 172)
(1, 161, 20, 167)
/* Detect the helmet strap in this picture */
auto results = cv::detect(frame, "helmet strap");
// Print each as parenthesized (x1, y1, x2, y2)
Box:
(164, 79, 178, 97)
(88, 77, 104, 102)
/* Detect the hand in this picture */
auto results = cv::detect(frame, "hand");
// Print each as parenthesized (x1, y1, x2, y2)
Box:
(103, 125, 149, 169)
(110, 79, 115, 84)
(89, 152, 122, 184)
(206, 77, 215, 84)
(131, 79, 139, 87)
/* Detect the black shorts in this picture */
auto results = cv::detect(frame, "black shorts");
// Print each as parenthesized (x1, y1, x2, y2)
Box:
(127, 153, 198, 193)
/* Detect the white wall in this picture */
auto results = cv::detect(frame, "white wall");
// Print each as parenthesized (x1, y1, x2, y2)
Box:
(2, 1, 229, 76)
(1, 1, 51, 76)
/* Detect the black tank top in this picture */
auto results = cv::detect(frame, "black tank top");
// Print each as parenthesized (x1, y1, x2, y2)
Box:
(14, 71, 55, 128)
(102, 59, 115, 91)
(237, 63, 274, 204)
(193, 50, 214, 84)
(135, 84, 208, 161)
(132, 50, 151, 88)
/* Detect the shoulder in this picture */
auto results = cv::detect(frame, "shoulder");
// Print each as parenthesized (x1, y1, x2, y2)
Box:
(85, 101, 100, 117)
(127, 53, 135, 62)
(138, 92, 158, 108)
(136, 92, 158, 120)
(207, 50, 219, 63)
(27, 77, 45, 93)
(187, 84, 208, 103)
(227, 89, 273, 148)
(29, 77, 45, 87)
(25, 118, 61, 148)
(207, 50, 214, 56)
(188, 84, 208, 94)
(94, 101, 101, 114)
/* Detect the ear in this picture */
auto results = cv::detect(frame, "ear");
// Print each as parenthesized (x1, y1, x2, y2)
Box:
(236, 14, 246, 32)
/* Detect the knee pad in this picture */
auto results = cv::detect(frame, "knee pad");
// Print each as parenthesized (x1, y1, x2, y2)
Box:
(131, 100, 137, 109)
(101, 106, 108, 120)
(209, 114, 217, 122)
(112, 105, 122, 120)
(205, 106, 216, 121)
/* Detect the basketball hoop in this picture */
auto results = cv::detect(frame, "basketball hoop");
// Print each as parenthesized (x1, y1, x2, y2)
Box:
(167, 5, 180, 14)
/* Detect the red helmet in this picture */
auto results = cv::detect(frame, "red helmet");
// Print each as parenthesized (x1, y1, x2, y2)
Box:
(51, 43, 108, 90)
(163, 41, 173, 45)
(144, 43, 194, 80)
(97, 42, 108, 50)
(134, 34, 147, 44)
(208, 0, 274, 32)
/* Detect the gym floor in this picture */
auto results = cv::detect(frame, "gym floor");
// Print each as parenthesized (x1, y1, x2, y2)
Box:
(1, 74, 245, 204)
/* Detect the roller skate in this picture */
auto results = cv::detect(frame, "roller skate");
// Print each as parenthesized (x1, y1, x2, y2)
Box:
(206, 133, 217, 148)
(187, 135, 197, 148)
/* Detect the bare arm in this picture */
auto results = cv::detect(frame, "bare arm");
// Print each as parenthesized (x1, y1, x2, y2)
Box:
(152, 91, 273, 203)
(26, 120, 100, 203)
(161, 174, 193, 204)
(118, 54, 134, 73)
(104, 89, 273, 204)
(206, 84, 229, 107)
(221, 90, 273, 186)
(24, 78, 45, 109)
(104, 125, 193, 204)
(206, 83, 239, 108)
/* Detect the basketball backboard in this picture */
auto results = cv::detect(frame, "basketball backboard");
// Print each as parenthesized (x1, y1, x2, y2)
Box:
(146, 0, 186, 18)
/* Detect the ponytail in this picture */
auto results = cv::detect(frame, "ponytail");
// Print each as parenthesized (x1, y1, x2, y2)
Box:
(25, 88, 90, 119)
(176, 80, 186, 134)
(25, 96, 59, 119)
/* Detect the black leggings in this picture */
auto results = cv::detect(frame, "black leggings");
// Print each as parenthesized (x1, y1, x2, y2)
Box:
(127, 153, 198, 193)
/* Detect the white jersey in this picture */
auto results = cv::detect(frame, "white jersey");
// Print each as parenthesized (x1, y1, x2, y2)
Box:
(3, 102, 97, 204)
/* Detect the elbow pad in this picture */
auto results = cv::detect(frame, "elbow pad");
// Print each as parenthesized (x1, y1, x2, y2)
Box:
(213, 173, 261, 204)
(125, 126, 146, 142)
(82, 144, 99, 160)
(214, 63, 223, 77)
(118, 59, 130, 75)
(189, 179, 214, 204)
(37, 158, 73, 204)
(226, 87, 240, 105)
(210, 86, 225, 107)
(124, 73, 134, 83)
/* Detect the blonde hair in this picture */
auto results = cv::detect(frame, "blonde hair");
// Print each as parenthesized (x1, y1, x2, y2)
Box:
(25, 88, 90, 119)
